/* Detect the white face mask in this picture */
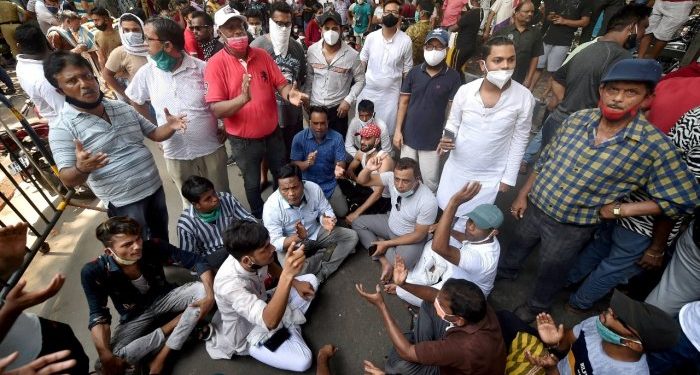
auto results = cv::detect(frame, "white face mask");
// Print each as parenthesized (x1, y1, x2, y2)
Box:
(461, 229, 496, 246)
(122, 31, 144, 46)
(322, 29, 340, 45)
(482, 62, 513, 89)
(108, 249, 139, 265)
(269, 19, 291, 56)
(423, 49, 446, 66)
(247, 24, 262, 36)
(393, 183, 417, 199)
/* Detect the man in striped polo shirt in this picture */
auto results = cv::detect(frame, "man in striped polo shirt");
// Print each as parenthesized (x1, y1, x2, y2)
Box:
(177, 176, 256, 267)
(46, 51, 186, 242)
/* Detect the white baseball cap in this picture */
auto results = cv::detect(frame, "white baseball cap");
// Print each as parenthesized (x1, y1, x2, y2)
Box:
(214, 5, 247, 27)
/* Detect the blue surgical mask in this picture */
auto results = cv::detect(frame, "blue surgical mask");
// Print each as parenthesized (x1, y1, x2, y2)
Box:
(151, 48, 177, 71)
(47, 5, 59, 13)
(595, 316, 641, 348)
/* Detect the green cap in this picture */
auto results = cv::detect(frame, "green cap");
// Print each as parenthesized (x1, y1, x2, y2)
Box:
(466, 204, 503, 230)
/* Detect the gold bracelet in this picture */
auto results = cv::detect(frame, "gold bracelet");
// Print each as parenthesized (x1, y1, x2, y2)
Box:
(645, 251, 665, 258)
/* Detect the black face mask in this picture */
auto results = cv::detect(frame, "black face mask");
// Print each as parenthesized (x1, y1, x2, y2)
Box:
(94, 23, 109, 31)
(245, 256, 264, 270)
(65, 90, 104, 110)
(624, 33, 638, 50)
(382, 13, 399, 27)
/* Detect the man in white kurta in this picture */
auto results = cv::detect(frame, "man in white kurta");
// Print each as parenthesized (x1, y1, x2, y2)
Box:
(436, 39, 534, 227)
(356, 0, 413, 136)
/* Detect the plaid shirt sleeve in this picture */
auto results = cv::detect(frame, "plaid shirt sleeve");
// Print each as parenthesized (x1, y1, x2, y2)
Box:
(645, 141, 700, 218)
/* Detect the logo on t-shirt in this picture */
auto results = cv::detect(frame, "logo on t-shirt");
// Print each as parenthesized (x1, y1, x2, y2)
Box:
(261, 71, 268, 82)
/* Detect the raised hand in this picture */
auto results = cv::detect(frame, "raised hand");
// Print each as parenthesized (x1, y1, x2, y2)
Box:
(535, 313, 564, 346)
(282, 241, 306, 277)
(241, 73, 251, 102)
(74, 140, 108, 174)
(365, 154, 381, 172)
(163, 108, 187, 133)
(450, 181, 482, 205)
(392, 255, 408, 286)
(355, 283, 385, 307)
(4, 274, 65, 312)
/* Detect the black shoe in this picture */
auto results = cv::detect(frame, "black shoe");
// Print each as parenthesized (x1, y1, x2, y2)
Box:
(513, 304, 540, 323)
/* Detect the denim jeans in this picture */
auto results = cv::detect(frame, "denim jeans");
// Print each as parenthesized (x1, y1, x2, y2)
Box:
(498, 201, 597, 311)
(522, 129, 542, 165)
(228, 128, 287, 218)
(567, 222, 650, 309)
(107, 186, 169, 242)
(647, 328, 700, 375)
(541, 111, 569, 149)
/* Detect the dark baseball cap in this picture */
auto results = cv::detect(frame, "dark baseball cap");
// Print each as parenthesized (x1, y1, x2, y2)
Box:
(610, 289, 680, 352)
(601, 59, 662, 85)
(319, 10, 342, 26)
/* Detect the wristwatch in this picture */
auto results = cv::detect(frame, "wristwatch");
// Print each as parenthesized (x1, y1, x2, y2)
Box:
(613, 202, 622, 218)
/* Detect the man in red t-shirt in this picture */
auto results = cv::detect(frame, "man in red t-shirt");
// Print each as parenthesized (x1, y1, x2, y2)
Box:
(181, 6, 204, 60)
(205, 5, 308, 218)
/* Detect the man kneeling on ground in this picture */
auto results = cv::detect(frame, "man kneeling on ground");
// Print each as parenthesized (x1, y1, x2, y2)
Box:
(81, 217, 215, 374)
(205, 220, 318, 372)
(263, 164, 358, 284)
(357, 278, 506, 374)
(177, 176, 256, 268)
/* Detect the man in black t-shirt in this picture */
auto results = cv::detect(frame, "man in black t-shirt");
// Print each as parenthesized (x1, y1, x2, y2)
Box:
(530, 0, 592, 97)
(449, 0, 481, 74)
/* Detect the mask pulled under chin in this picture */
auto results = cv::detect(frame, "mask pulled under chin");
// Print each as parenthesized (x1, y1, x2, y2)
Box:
(269, 19, 291, 56)
(598, 98, 639, 122)
(110, 251, 139, 265)
(66, 90, 105, 110)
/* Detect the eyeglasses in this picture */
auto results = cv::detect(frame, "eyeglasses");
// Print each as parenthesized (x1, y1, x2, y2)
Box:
(383, 10, 400, 16)
(271, 19, 293, 28)
(395, 196, 402, 211)
(189, 25, 211, 31)
(424, 44, 446, 51)
(144, 36, 164, 43)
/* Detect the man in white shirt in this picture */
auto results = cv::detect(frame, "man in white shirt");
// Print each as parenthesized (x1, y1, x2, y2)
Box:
(205, 220, 318, 372)
(14, 23, 64, 124)
(262, 164, 358, 283)
(353, 157, 438, 283)
(345, 99, 392, 157)
(394, 182, 503, 306)
(35, 0, 60, 35)
(356, 0, 412, 136)
(126, 17, 229, 209)
(437, 36, 533, 228)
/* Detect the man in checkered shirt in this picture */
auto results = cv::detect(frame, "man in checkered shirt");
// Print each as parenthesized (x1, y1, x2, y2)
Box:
(498, 59, 700, 323)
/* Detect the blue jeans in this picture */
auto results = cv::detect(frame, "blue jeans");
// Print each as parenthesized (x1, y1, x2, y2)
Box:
(107, 186, 169, 242)
(522, 129, 542, 165)
(567, 222, 650, 309)
(647, 329, 700, 375)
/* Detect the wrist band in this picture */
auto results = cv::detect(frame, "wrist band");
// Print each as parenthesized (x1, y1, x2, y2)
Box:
(645, 251, 665, 258)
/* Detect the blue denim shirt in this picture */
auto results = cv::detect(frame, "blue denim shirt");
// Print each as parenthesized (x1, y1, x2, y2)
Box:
(80, 239, 211, 330)
(290, 128, 346, 198)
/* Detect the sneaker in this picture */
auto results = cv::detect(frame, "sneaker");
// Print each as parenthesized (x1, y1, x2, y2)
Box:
(564, 302, 595, 316)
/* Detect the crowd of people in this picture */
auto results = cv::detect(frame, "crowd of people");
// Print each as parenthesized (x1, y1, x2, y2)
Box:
(0, 0, 699, 373)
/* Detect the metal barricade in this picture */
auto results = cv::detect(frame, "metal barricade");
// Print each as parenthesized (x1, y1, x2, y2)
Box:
(0, 94, 100, 307)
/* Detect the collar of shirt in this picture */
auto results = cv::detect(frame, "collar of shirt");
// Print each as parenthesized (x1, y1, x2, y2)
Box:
(420, 62, 448, 76)
(281, 195, 308, 210)
(305, 128, 330, 143)
(61, 98, 112, 121)
(586, 109, 645, 144)
(171, 53, 199, 76)
(231, 254, 268, 280)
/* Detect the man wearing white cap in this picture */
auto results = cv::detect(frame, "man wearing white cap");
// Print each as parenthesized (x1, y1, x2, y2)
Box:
(204, 5, 308, 219)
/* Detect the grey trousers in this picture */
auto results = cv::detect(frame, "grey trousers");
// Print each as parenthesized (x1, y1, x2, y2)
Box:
(646, 222, 700, 316)
(384, 301, 445, 375)
(278, 227, 358, 283)
(111, 282, 206, 364)
(328, 185, 349, 218)
(352, 214, 426, 269)
(497, 201, 597, 311)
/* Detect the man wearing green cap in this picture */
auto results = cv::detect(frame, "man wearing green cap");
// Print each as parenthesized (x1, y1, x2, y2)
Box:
(521, 289, 680, 374)
(393, 182, 503, 307)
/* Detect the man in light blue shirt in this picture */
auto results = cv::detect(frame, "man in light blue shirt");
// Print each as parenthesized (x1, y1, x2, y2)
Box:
(262, 164, 358, 283)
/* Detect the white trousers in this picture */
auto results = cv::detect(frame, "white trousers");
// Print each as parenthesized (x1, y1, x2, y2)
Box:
(248, 274, 317, 372)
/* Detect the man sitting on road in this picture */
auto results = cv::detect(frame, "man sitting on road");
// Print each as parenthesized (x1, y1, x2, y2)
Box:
(81, 217, 215, 374)
(205, 220, 317, 372)
(357, 278, 506, 374)
(177, 176, 256, 268)
(263, 164, 358, 284)
(353, 157, 438, 283)
(291, 105, 349, 217)
(340, 124, 394, 225)
(393, 182, 503, 306)
(345, 99, 393, 158)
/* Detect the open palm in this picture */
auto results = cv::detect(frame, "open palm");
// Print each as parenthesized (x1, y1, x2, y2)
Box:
(535, 313, 564, 346)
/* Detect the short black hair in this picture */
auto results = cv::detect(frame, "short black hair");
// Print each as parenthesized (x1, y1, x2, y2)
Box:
(180, 5, 197, 18)
(146, 16, 186, 50)
(383, 0, 402, 9)
(96, 216, 141, 247)
(122, 8, 146, 24)
(223, 220, 270, 259)
(270, 1, 292, 16)
(480, 35, 515, 59)
(311, 2, 323, 12)
(605, 4, 652, 33)
(395, 157, 421, 180)
(441, 278, 487, 324)
(190, 11, 213, 25)
(278, 163, 303, 182)
(601, 80, 656, 95)
(90, 6, 111, 18)
(417, 0, 433, 14)
(44, 51, 93, 88)
(15, 23, 48, 55)
(245, 8, 262, 20)
(309, 105, 329, 119)
(357, 99, 374, 113)
(181, 176, 215, 203)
